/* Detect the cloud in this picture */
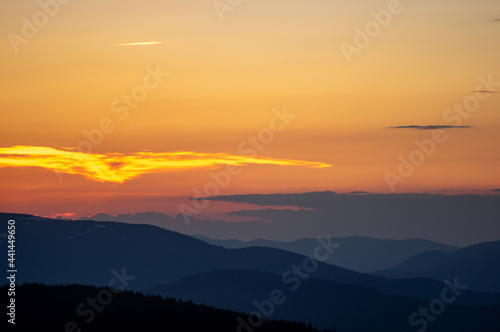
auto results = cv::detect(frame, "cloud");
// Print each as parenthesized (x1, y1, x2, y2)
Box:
(201, 191, 500, 246)
(492, 189, 500, 192)
(493, 18, 500, 23)
(470, 90, 499, 93)
(73, 192, 500, 246)
(0, 146, 331, 183)
(388, 125, 472, 130)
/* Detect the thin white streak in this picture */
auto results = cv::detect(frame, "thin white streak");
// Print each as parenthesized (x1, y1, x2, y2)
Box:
(112, 41, 163, 47)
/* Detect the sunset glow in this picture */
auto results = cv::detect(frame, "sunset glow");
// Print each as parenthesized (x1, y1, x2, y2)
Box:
(0, 0, 499, 218)
(2, 2, 500, 330)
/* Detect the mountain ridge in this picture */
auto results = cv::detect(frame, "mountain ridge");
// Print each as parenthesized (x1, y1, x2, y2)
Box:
(373, 239, 500, 293)
(192, 234, 458, 272)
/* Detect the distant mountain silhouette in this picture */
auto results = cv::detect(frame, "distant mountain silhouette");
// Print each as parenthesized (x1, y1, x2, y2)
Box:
(81, 192, 500, 247)
(1, 284, 333, 332)
(372, 240, 500, 293)
(193, 235, 458, 272)
(1, 213, 499, 308)
(146, 269, 500, 332)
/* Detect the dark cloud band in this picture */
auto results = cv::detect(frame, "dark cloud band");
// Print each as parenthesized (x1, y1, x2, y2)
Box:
(388, 125, 472, 130)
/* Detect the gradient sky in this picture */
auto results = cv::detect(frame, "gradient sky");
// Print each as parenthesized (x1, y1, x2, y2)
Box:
(1, 0, 499, 218)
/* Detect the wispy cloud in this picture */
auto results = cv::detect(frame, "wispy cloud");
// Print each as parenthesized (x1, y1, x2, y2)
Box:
(0, 146, 331, 183)
(470, 90, 499, 93)
(493, 18, 500, 23)
(112, 41, 163, 47)
(388, 125, 472, 130)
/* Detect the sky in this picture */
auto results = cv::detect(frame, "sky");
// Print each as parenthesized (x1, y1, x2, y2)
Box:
(0, 0, 499, 220)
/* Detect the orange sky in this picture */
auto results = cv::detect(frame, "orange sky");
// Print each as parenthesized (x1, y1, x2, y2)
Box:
(0, 0, 499, 218)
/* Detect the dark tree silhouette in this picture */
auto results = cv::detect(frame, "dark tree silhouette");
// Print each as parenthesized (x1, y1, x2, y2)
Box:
(1, 284, 335, 332)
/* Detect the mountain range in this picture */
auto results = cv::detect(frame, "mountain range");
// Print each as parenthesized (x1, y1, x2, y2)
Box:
(373, 240, 500, 293)
(193, 235, 458, 272)
(146, 269, 500, 331)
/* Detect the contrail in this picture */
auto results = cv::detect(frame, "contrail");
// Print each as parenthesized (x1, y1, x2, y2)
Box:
(112, 41, 163, 47)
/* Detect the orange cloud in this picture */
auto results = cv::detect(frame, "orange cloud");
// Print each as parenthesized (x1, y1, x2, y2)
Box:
(0, 146, 331, 183)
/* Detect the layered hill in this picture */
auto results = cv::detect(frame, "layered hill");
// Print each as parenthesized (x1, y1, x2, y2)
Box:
(373, 240, 500, 293)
